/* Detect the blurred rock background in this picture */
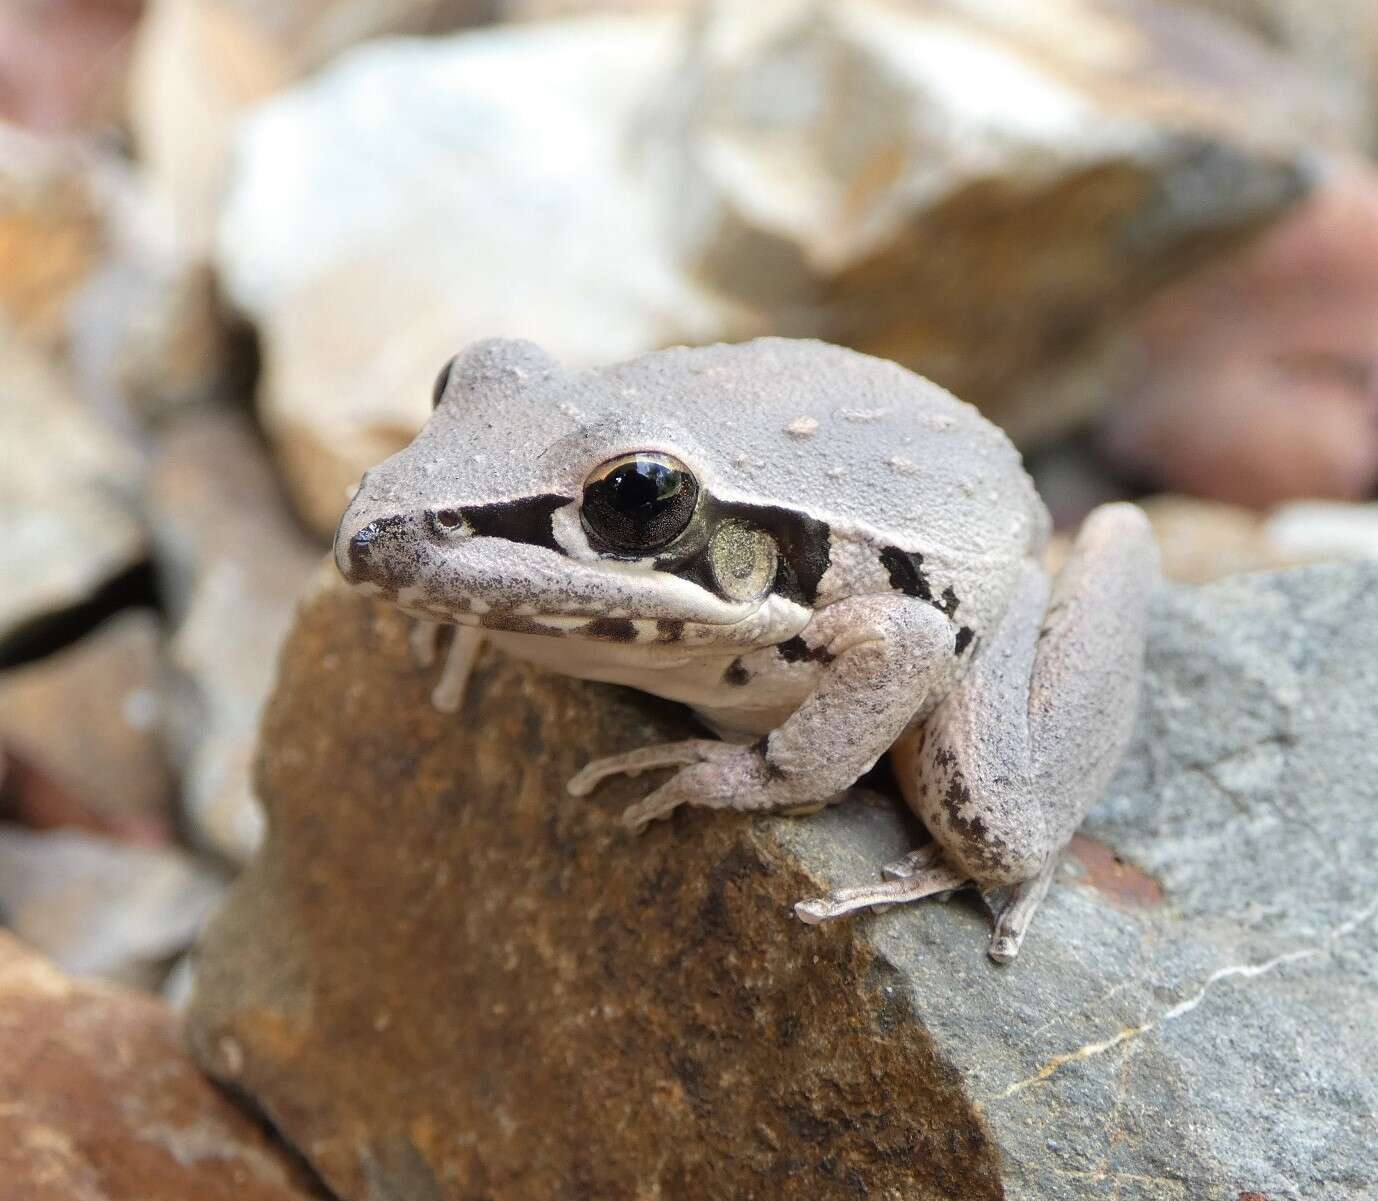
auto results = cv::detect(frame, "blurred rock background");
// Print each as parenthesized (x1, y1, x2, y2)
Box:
(1, 0, 1377, 1194)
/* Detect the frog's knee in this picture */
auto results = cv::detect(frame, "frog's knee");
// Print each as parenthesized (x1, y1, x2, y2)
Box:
(923, 764, 1051, 886)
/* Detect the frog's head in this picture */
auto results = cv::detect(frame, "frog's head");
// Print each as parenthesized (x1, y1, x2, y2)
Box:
(334, 339, 823, 650)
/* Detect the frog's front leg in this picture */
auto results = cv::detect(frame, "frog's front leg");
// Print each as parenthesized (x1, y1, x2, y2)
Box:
(567, 596, 956, 831)
(797, 502, 1159, 963)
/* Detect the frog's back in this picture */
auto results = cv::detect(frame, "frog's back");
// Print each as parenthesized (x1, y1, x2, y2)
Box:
(595, 338, 1048, 564)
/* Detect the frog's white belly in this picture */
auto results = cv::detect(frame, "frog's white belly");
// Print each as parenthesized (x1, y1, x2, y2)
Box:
(482, 628, 821, 739)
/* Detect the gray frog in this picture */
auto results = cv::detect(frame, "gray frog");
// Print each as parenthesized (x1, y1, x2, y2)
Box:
(335, 338, 1159, 962)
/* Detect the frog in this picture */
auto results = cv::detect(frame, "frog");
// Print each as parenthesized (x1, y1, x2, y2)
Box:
(335, 337, 1159, 963)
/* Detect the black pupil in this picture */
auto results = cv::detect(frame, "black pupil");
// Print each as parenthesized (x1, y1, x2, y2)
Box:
(605, 460, 683, 516)
(583, 455, 697, 551)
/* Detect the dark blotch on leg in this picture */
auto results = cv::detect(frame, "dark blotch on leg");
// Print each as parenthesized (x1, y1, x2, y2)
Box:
(777, 636, 834, 665)
(724, 658, 750, 686)
(586, 617, 637, 642)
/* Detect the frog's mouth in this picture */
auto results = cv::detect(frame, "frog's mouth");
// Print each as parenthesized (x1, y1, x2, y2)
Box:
(337, 511, 810, 648)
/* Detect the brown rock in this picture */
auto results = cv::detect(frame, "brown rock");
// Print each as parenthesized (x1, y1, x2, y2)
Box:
(1099, 162, 1378, 506)
(147, 408, 321, 862)
(0, 611, 173, 843)
(0, 930, 323, 1201)
(185, 565, 1378, 1198)
(187, 574, 1003, 1200)
(0, 127, 110, 353)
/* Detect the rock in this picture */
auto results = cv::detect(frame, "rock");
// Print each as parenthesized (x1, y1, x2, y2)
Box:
(0, 931, 324, 1201)
(187, 565, 1378, 1198)
(220, 1, 1316, 536)
(0, 126, 113, 353)
(0, 1, 144, 135)
(664, 0, 1320, 444)
(1265, 499, 1378, 561)
(1099, 162, 1378, 506)
(216, 13, 733, 536)
(128, 0, 492, 255)
(0, 611, 174, 842)
(0, 827, 227, 989)
(0, 119, 241, 425)
(0, 323, 146, 651)
(1180, 0, 1378, 150)
(1045, 494, 1351, 584)
(147, 408, 320, 862)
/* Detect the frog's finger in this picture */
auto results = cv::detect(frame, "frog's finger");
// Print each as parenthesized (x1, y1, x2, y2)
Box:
(566, 740, 724, 797)
(620, 785, 689, 833)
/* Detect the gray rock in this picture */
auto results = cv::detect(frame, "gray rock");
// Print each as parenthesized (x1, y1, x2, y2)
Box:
(0, 826, 227, 990)
(187, 564, 1378, 1199)
(147, 408, 320, 863)
(0, 321, 146, 648)
(780, 563, 1378, 1199)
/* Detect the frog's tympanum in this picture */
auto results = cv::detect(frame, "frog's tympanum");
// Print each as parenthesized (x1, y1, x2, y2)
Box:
(335, 338, 1158, 962)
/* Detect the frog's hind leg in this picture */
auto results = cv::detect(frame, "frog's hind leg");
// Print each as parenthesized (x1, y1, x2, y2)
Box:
(897, 502, 1158, 962)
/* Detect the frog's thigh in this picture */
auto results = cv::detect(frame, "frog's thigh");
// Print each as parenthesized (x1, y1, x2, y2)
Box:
(896, 503, 1158, 890)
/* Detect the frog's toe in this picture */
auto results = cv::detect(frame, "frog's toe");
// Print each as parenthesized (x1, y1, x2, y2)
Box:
(982, 854, 1058, 964)
(566, 739, 725, 797)
(620, 790, 684, 833)
(881, 842, 944, 880)
(794, 862, 970, 924)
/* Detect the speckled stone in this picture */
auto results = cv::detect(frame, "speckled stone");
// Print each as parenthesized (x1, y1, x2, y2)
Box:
(0, 931, 323, 1201)
(187, 565, 1378, 1200)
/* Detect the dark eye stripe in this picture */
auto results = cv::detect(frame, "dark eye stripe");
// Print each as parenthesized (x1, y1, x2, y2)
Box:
(459, 494, 571, 552)
(655, 499, 831, 605)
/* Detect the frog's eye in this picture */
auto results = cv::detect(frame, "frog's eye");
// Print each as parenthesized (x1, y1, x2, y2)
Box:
(431, 356, 457, 408)
(581, 452, 699, 553)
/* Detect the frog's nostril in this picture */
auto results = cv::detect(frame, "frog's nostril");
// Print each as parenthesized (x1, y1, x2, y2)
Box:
(337, 513, 411, 589)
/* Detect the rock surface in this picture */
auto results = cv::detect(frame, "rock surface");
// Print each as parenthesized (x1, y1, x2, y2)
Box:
(147, 408, 320, 862)
(129, 0, 489, 253)
(188, 565, 1378, 1199)
(1181, 0, 1378, 150)
(0, 127, 112, 352)
(0, 827, 226, 989)
(218, 0, 1319, 535)
(0, 610, 173, 842)
(1099, 162, 1378, 506)
(0, 322, 146, 650)
(0, 931, 323, 1201)
(216, 13, 731, 536)
(1045, 494, 1377, 584)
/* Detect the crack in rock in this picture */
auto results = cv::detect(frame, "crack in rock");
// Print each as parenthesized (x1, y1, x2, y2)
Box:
(986, 889, 1378, 1104)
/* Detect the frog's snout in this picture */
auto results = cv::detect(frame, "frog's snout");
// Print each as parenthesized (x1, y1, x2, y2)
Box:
(335, 511, 420, 596)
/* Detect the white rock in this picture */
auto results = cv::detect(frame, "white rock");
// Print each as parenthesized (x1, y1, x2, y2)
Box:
(216, 16, 748, 535)
(0, 324, 146, 645)
(1265, 501, 1378, 562)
